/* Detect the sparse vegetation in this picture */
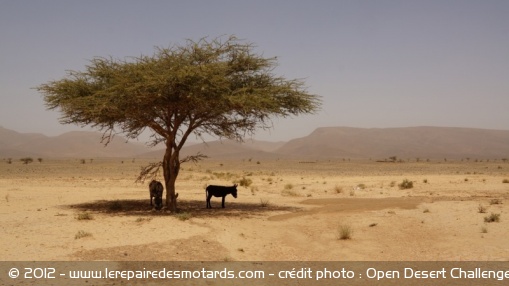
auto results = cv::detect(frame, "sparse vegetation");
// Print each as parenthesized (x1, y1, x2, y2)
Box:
(75, 212, 93, 220)
(237, 177, 253, 187)
(284, 183, 294, 190)
(398, 179, 414, 190)
(336, 224, 353, 240)
(484, 213, 500, 223)
(260, 198, 270, 207)
(502, 179, 509, 184)
(4, 157, 509, 261)
(398, 179, 413, 190)
(175, 212, 192, 221)
(490, 199, 502, 205)
(75, 230, 92, 239)
(20, 157, 33, 165)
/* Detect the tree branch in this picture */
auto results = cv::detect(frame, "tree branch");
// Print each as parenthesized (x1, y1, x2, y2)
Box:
(179, 152, 208, 164)
(136, 161, 163, 183)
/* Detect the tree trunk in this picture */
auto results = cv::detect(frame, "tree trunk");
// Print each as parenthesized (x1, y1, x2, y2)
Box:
(163, 142, 180, 213)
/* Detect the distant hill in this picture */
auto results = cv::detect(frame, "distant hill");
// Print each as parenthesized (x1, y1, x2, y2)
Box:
(0, 127, 153, 158)
(2, 126, 508, 160)
(138, 139, 286, 160)
(276, 126, 509, 160)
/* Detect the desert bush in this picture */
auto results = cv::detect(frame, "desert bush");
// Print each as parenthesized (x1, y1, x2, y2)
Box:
(489, 199, 502, 205)
(336, 224, 353, 240)
(237, 177, 253, 187)
(484, 213, 500, 223)
(398, 179, 413, 190)
(214, 172, 235, 180)
(284, 183, 293, 190)
(75, 212, 93, 220)
(478, 204, 487, 213)
(481, 226, 488, 233)
(260, 198, 270, 207)
(333, 185, 343, 194)
(37, 158, 43, 163)
(502, 179, 509, 184)
(175, 212, 192, 221)
(356, 183, 366, 190)
(75, 230, 92, 239)
(389, 181, 396, 187)
(135, 217, 152, 223)
(20, 157, 33, 164)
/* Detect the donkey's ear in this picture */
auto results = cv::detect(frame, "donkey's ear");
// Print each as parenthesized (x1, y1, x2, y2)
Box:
(234, 184, 238, 187)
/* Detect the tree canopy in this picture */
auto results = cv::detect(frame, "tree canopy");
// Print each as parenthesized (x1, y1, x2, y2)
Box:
(37, 35, 321, 212)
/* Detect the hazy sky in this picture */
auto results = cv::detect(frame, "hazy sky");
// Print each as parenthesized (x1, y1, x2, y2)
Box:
(1, 0, 508, 142)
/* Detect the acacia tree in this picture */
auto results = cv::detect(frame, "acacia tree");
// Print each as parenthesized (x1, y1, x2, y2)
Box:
(37, 36, 320, 212)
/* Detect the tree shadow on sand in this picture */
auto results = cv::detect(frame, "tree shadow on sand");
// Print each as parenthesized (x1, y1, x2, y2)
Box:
(67, 199, 299, 219)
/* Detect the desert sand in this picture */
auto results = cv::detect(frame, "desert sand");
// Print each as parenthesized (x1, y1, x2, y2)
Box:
(1, 158, 508, 262)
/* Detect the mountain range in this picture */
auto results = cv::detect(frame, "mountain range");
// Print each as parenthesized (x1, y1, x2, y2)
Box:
(1, 126, 508, 160)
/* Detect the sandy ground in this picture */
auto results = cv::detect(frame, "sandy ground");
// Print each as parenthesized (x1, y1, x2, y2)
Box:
(1, 158, 509, 261)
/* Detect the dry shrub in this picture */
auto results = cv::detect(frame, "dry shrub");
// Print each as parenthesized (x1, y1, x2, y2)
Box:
(76, 212, 93, 220)
(484, 213, 500, 223)
(337, 224, 353, 240)
(398, 179, 413, 190)
(260, 198, 270, 207)
(75, 230, 92, 239)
